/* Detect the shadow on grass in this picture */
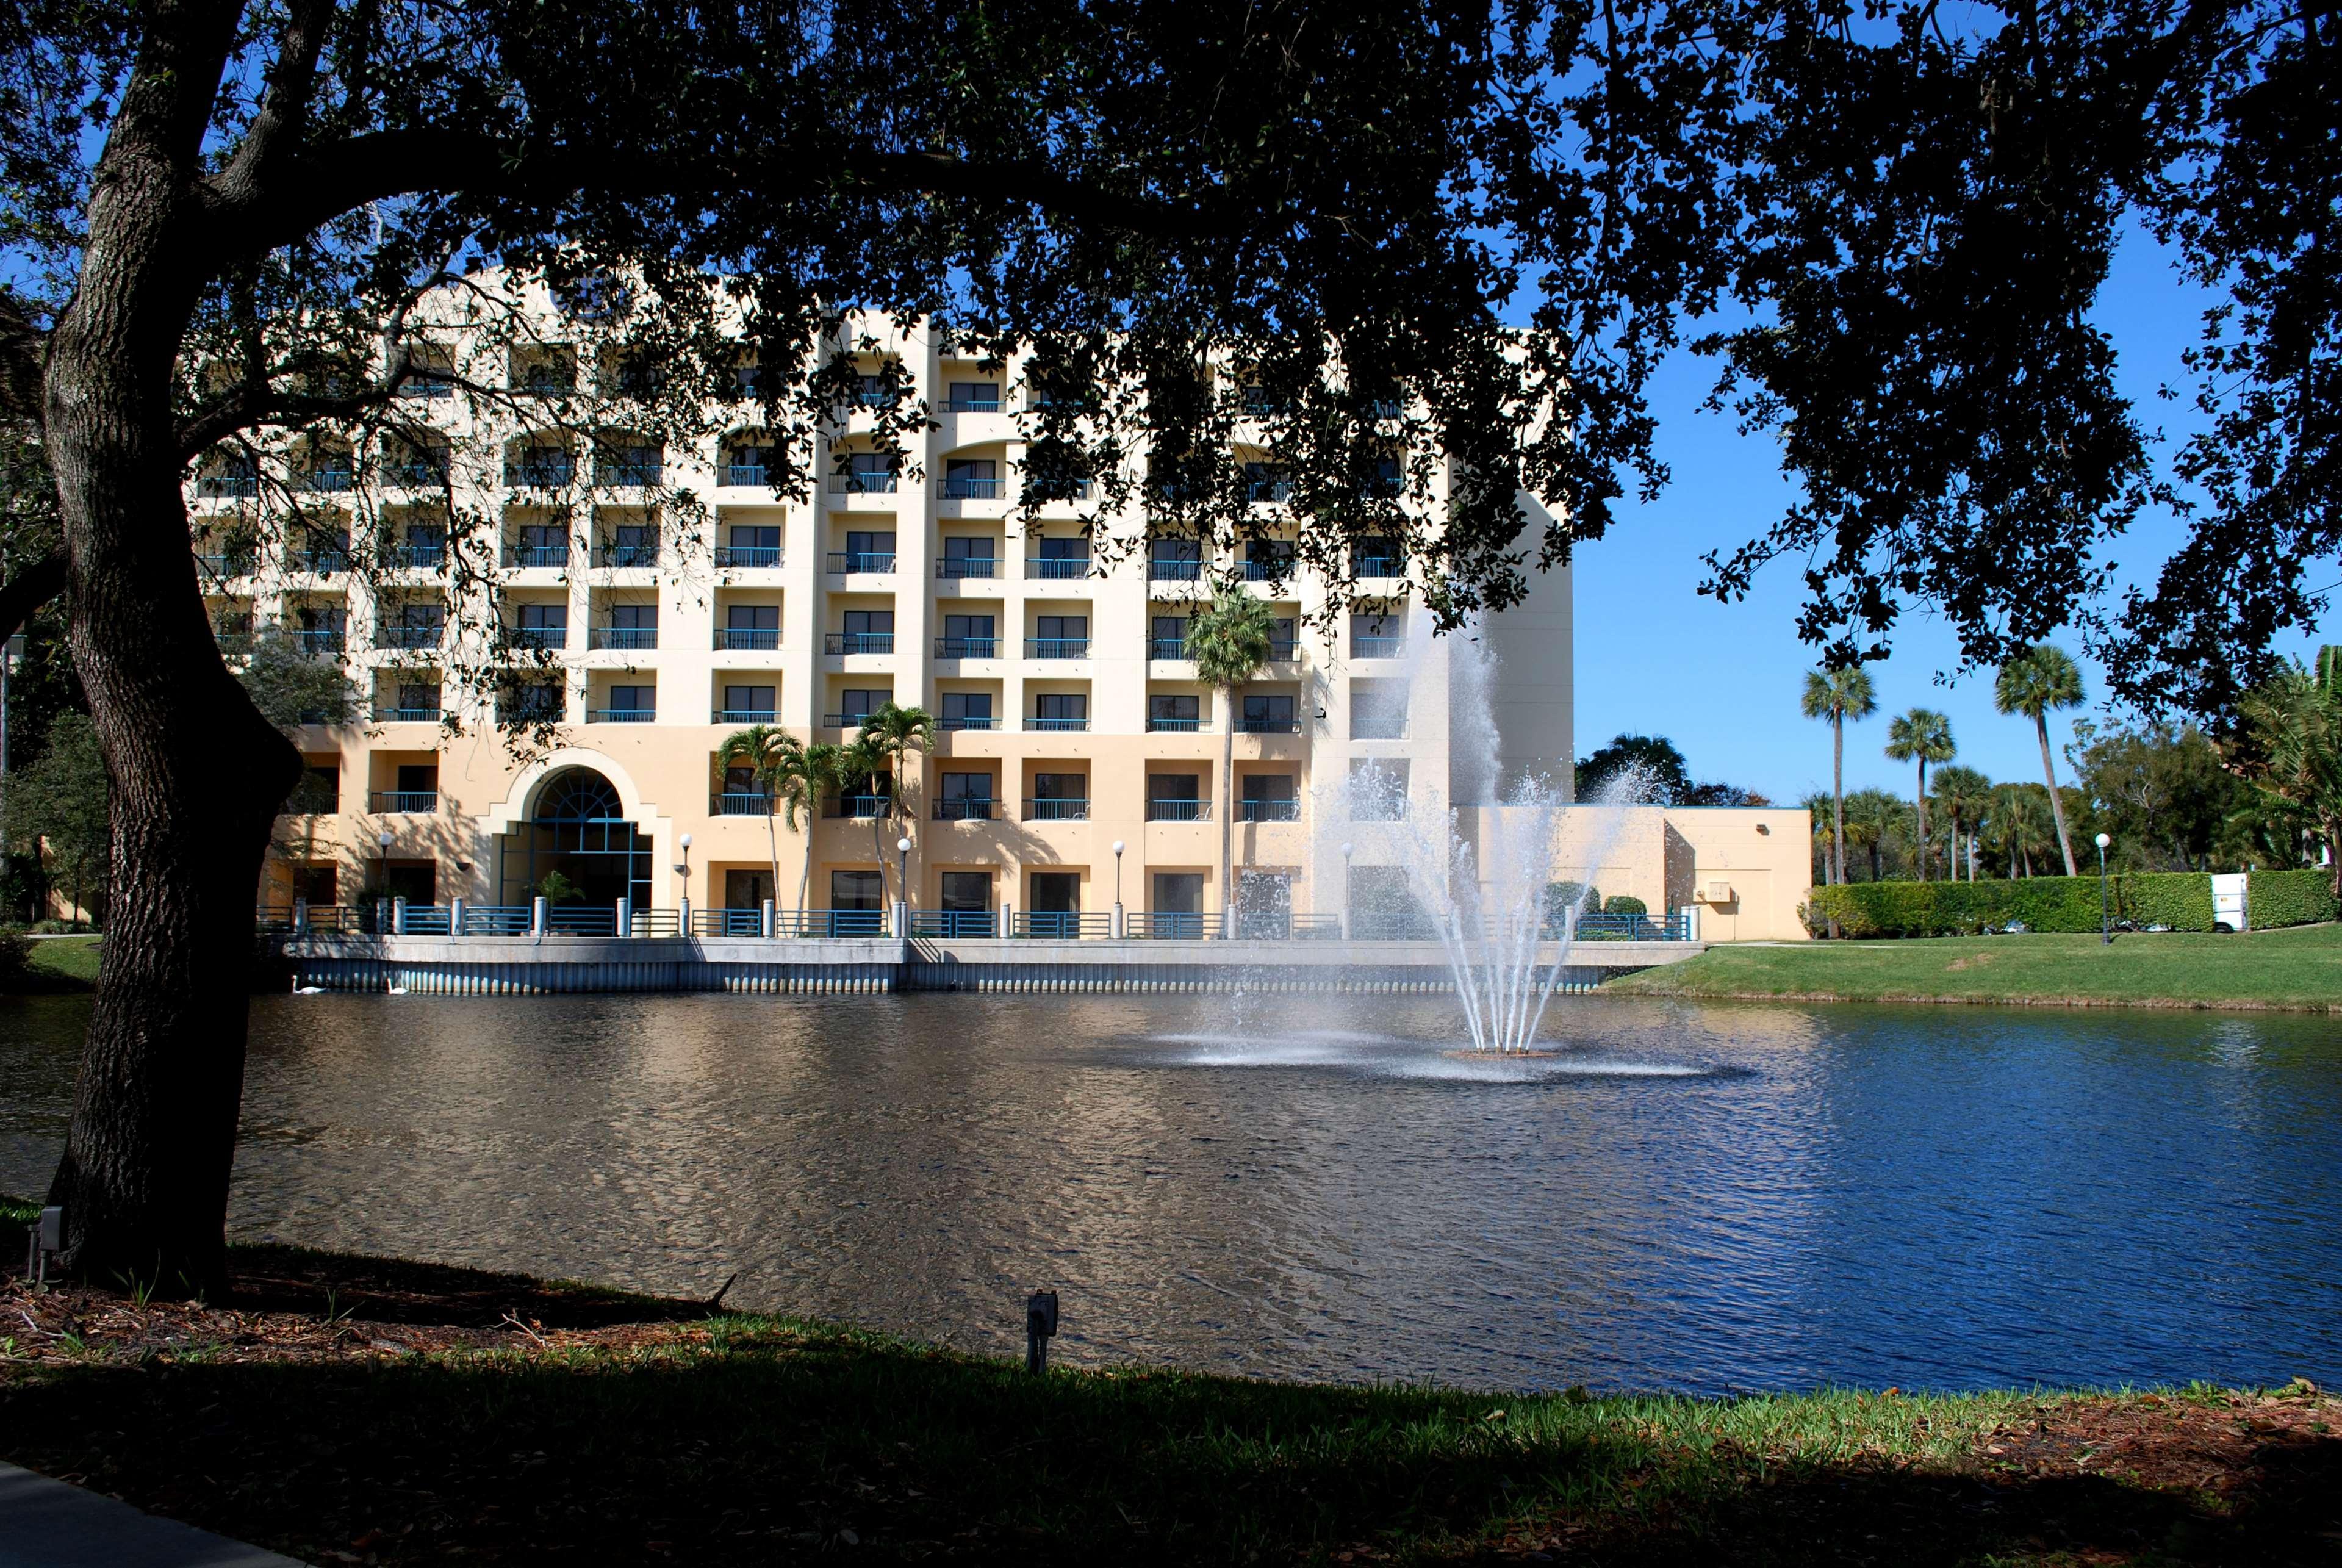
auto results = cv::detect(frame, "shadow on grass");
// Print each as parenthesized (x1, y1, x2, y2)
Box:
(4, 1281, 2337, 1566)
(221, 1242, 720, 1326)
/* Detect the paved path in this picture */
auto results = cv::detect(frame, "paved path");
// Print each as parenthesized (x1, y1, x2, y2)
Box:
(0, 1463, 307, 1567)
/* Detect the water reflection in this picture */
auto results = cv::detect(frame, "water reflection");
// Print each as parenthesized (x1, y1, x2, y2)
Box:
(1, 991, 2336, 1395)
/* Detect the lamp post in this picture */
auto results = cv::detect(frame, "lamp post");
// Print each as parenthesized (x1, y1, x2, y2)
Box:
(893, 835, 912, 939)
(375, 829, 393, 934)
(2095, 832, 2112, 944)
(676, 832, 692, 929)
(1112, 840, 1126, 939)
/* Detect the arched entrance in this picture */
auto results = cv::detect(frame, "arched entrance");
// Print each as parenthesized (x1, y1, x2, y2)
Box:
(498, 766, 652, 916)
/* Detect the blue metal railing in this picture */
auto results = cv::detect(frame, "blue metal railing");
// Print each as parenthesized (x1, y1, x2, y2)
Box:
(294, 630, 345, 656)
(1128, 911, 1221, 939)
(1148, 557, 1202, 580)
(1350, 911, 1439, 940)
(820, 712, 872, 728)
(545, 905, 618, 935)
(933, 798, 996, 821)
(1147, 799, 1209, 821)
(827, 552, 897, 573)
(1026, 556, 1089, 579)
(202, 473, 259, 498)
(1243, 555, 1295, 579)
(715, 627, 780, 650)
(463, 906, 531, 935)
(588, 707, 656, 724)
(299, 548, 350, 574)
(1568, 912, 1694, 941)
(1352, 637, 1406, 660)
(375, 625, 443, 649)
(589, 627, 658, 650)
(784, 908, 886, 937)
(944, 392, 1003, 414)
(1354, 556, 1401, 577)
(1023, 797, 1089, 821)
(725, 464, 770, 486)
(369, 791, 439, 813)
(506, 462, 576, 488)
(390, 464, 447, 488)
(1268, 639, 1299, 661)
(913, 910, 998, 937)
(506, 625, 567, 649)
(827, 794, 892, 818)
(716, 708, 778, 724)
(401, 905, 453, 935)
(697, 907, 766, 936)
(1015, 911, 1111, 939)
(827, 473, 900, 494)
(1351, 716, 1409, 739)
(506, 544, 571, 567)
(596, 462, 663, 487)
(940, 714, 997, 731)
(711, 792, 771, 816)
(193, 552, 254, 576)
(1148, 638, 1191, 660)
(937, 556, 1000, 578)
(1237, 717, 1299, 735)
(940, 477, 1004, 498)
(373, 705, 443, 723)
(716, 544, 783, 567)
(1146, 716, 1207, 732)
(1025, 638, 1089, 659)
(1026, 716, 1088, 732)
(825, 631, 895, 654)
(1237, 799, 1300, 821)
(934, 636, 999, 659)
(392, 542, 446, 568)
(307, 468, 355, 493)
(599, 545, 661, 567)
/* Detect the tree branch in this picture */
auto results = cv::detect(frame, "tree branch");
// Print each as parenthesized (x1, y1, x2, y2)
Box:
(0, 293, 44, 428)
(0, 552, 70, 642)
(209, 0, 338, 203)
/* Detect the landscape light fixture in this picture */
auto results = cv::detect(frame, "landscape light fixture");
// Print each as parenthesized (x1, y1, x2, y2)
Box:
(1112, 840, 1126, 905)
(897, 835, 911, 899)
(676, 832, 692, 878)
(2095, 832, 2113, 944)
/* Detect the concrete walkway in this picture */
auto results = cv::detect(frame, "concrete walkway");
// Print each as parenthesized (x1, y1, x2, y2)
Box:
(0, 1464, 307, 1567)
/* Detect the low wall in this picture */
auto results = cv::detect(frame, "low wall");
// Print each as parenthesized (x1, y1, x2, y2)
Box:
(278, 933, 1703, 995)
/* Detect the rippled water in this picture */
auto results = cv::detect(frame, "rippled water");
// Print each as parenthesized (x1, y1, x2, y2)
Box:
(3, 990, 2338, 1395)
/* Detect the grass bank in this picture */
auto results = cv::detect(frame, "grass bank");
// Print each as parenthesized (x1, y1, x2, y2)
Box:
(1, 1215, 2335, 1564)
(1608, 924, 2342, 1011)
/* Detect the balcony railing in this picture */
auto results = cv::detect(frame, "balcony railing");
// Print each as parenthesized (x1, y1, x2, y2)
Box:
(1148, 638, 1191, 660)
(193, 552, 253, 577)
(388, 462, 447, 487)
(506, 544, 572, 568)
(1352, 636, 1406, 660)
(939, 477, 1004, 499)
(697, 905, 767, 937)
(506, 625, 567, 649)
(936, 556, 1000, 579)
(821, 711, 873, 728)
(933, 636, 999, 660)
(297, 548, 350, 574)
(793, 908, 888, 938)
(1146, 716, 1207, 732)
(1026, 716, 1088, 732)
(1129, 911, 1221, 939)
(374, 625, 444, 650)
(1351, 716, 1409, 739)
(1236, 717, 1299, 734)
(589, 706, 657, 723)
(711, 792, 771, 816)
(1025, 637, 1089, 659)
(826, 473, 900, 494)
(293, 630, 345, 656)
(724, 464, 772, 486)
(827, 794, 892, 819)
(717, 707, 780, 724)
(939, 714, 997, 731)
(932, 798, 997, 821)
(505, 461, 576, 488)
(1013, 911, 1111, 939)
(827, 551, 896, 573)
(596, 462, 663, 487)
(825, 631, 895, 655)
(714, 627, 780, 650)
(912, 910, 998, 937)
(372, 704, 443, 722)
(1026, 556, 1089, 579)
(589, 627, 658, 650)
(1023, 797, 1090, 821)
(306, 468, 355, 493)
(944, 391, 1003, 414)
(390, 542, 447, 569)
(198, 474, 259, 498)
(598, 545, 662, 568)
(369, 790, 439, 813)
(1242, 556, 1295, 580)
(1238, 799, 1301, 822)
(1147, 799, 1209, 821)
(715, 544, 782, 568)
(1354, 556, 1402, 577)
(1148, 557, 1203, 581)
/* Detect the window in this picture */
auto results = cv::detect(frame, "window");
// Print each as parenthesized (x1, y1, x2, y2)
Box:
(942, 457, 999, 498)
(512, 348, 575, 395)
(1148, 693, 1201, 731)
(945, 535, 996, 561)
(1367, 457, 1403, 496)
(842, 609, 894, 635)
(610, 603, 656, 631)
(602, 684, 655, 721)
(838, 688, 886, 724)
(608, 522, 658, 566)
(597, 442, 661, 486)
(938, 773, 996, 821)
(723, 684, 777, 719)
(1240, 693, 1295, 733)
(1033, 772, 1087, 807)
(1032, 692, 1087, 730)
(1038, 536, 1088, 561)
(1034, 614, 1087, 640)
(940, 614, 996, 658)
(504, 682, 563, 722)
(1241, 773, 1298, 821)
(838, 529, 896, 570)
(832, 870, 885, 912)
(1148, 773, 1204, 821)
(939, 871, 993, 911)
(1354, 536, 1402, 575)
(1352, 685, 1408, 738)
(854, 373, 893, 406)
(946, 381, 1001, 412)
(1149, 536, 1202, 579)
(1271, 616, 1299, 660)
(728, 604, 780, 630)
(519, 602, 567, 631)
(1352, 610, 1403, 658)
(1244, 462, 1292, 502)
(844, 452, 899, 492)
(393, 682, 441, 716)
(941, 691, 994, 730)
(727, 443, 775, 484)
(289, 763, 338, 814)
(1151, 615, 1190, 658)
(1245, 540, 1295, 578)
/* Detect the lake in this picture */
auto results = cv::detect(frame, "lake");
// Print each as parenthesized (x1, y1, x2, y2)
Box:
(3, 989, 2337, 1395)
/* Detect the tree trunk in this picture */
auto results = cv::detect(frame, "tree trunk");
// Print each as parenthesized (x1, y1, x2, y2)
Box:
(1218, 684, 1234, 937)
(41, 126, 302, 1290)
(1830, 717, 1845, 887)
(1914, 763, 1930, 881)
(764, 800, 780, 910)
(2036, 714, 2078, 875)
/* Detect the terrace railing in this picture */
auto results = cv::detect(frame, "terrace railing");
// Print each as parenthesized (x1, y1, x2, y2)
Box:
(1026, 556, 1090, 580)
(932, 797, 997, 821)
(1024, 637, 1089, 660)
(714, 627, 781, 650)
(1024, 716, 1089, 732)
(933, 636, 999, 659)
(936, 557, 1000, 580)
(1013, 911, 1112, 939)
(715, 544, 783, 568)
(911, 910, 999, 937)
(711, 792, 771, 816)
(1237, 799, 1300, 822)
(1022, 797, 1090, 821)
(827, 551, 897, 574)
(1126, 911, 1221, 940)
(368, 790, 440, 813)
(825, 631, 896, 655)
(588, 626, 658, 650)
(1146, 798, 1209, 821)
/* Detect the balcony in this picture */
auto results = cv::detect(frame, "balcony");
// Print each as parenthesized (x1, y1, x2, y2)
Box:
(1351, 716, 1409, 739)
(506, 544, 572, 569)
(939, 476, 1004, 499)
(944, 390, 1003, 414)
(306, 467, 355, 494)
(827, 794, 891, 819)
(936, 557, 1000, 580)
(193, 552, 254, 577)
(934, 636, 999, 660)
(598, 544, 661, 568)
(716, 545, 782, 568)
(718, 707, 780, 724)
(1148, 638, 1190, 660)
(374, 625, 444, 650)
(1146, 716, 1208, 732)
(1026, 556, 1089, 580)
(588, 706, 657, 723)
(1023, 797, 1090, 821)
(388, 461, 447, 488)
(933, 797, 997, 821)
(725, 464, 772, 486)
(505, 460, 576, 488)
(1238, 799, 1301, 822)
(825, 631, 896, 655)
(1025, 637, 1089, 660)
(506, 625, 567, 650)
(369, 790, 440, 813)
(911, 910, 998, 937)
(1236, 717, 1300, 735)
(1026, 716, 1089, 732)
(1148, 558, 1203, 582)
(827, 551, 896, 574)
(821, 712, 874, 729)
(1352, 636, 1405, 660)
(589, 627, 658, 650)
(1148, 798, 1209, 821)
(711, 791, 771, 816)
(390, 542, 446, 569)
(714, 627, 780, 650)
(372, 704, 443, 722)
(1242, 555, 1295, 580)
(1354, 556, 1402, 578)
(198, 473, 259, 498)
(825, 473, 900, 494)
(293, 630, 345, 657)
(596, 461, 662, 487)
(296, 547, 350, 574)
(939, 714, 997, 732)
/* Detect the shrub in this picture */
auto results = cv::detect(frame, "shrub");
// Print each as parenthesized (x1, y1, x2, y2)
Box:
(1545, 880, 1600, 917)
(2246, 869, 2339, 929)
(1602, 894, 1647, 916)
(0, 927, 33, 987)
(1806, 872, 2222, 937)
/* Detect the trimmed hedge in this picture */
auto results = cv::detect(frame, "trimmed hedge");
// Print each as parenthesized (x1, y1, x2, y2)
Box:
(1603, 894, 1648, 916)
(2246, 869, 2340, 929)
(1807, 872, 2223, 937)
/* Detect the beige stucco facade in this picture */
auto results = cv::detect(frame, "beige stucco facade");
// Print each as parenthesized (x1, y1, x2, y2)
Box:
(202, 304, 1808, 938)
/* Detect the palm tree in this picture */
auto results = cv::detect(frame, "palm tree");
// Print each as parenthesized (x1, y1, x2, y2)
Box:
(1845, 787, 1905, 882)
(857, 701, 935, 902)
(777, 739, 844, 916)
(1930, 764, 1992, 882)
(1986, 782, 2047, 877)
(716, 723, 793, 905)
(1995, 644, 2085, 875)
(1883, 708, 1956, 880)
(836, 730, 895, 902)
(1185, 586, 1279, 932)
(1801, 666, 1877, 886)
(2236, 646, 2342, 894)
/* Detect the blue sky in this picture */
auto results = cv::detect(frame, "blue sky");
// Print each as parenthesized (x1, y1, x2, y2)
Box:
(1567, 225, 2335, 805)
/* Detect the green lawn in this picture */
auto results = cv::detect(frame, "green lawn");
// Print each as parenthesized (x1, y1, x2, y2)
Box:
(22, 934, 101, 987)
(1609, 922, 2342, 1010)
